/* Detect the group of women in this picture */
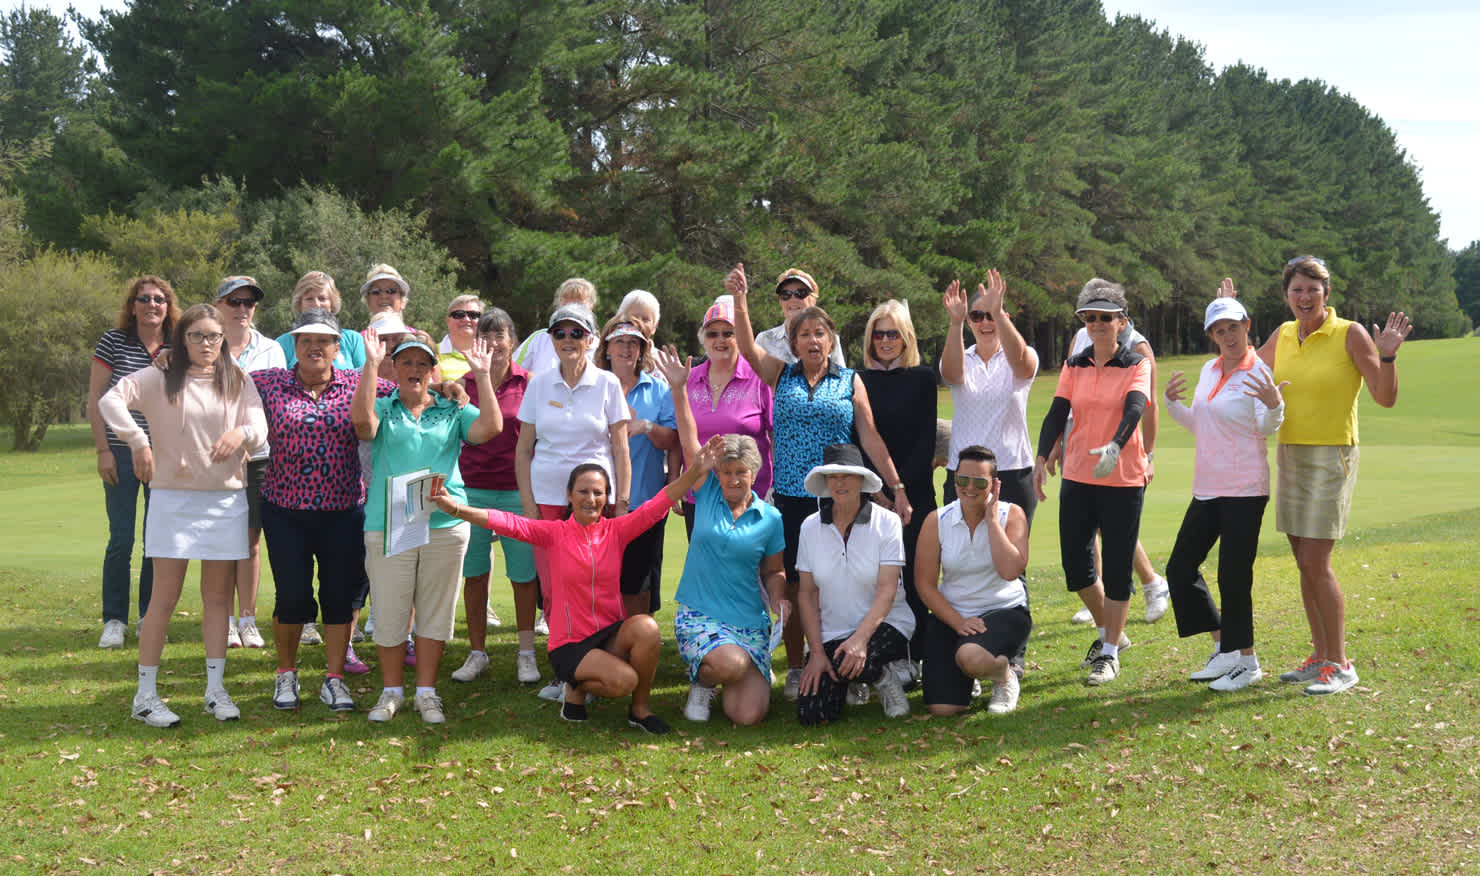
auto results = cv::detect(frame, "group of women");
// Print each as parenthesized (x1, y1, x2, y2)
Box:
(89, 254, 1409, 730)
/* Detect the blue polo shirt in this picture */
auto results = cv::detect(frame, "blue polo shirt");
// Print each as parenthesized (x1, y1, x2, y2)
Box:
(675, 474, 785, 629)
(364, 393, 479, 531)
(625, 371, 676, 506)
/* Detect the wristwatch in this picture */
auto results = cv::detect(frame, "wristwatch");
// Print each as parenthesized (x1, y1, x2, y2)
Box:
(892, 482, 906, 492)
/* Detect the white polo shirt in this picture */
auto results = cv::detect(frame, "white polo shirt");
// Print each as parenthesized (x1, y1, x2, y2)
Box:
(945, 344, 1035, 471)
(796, 501, 914, 642)
(933, 499, 1026, 617)
(516, 364, 628, 505)
(756, 323, 846, 368)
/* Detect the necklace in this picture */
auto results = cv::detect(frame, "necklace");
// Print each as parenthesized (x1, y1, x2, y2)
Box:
(296, 368, 332, 399)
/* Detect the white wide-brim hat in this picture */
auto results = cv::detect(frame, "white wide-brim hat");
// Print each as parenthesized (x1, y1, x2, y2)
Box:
(803, 444, 883, 497)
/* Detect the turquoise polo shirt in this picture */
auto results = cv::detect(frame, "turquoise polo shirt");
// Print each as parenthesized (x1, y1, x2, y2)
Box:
(674, 474, 785, 629)
(364, 393, 479, 532)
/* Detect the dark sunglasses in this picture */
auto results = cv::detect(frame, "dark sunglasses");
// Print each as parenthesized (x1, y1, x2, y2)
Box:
(223, 297, 257, 309)
(1079, 312, 1118, 324)
(448, 309, 482, 321)
(968, 310, 994, 323)
(871, 329, 901, 340)
(776, 286, 812, 301)
(367, 286, 402, 296)
(551, 326, 589, 340)
(1286, 255, 1326, 267)
(954, 474, 990, 489)
(705, 329, 735, 339)
(135, 295, 168, 305)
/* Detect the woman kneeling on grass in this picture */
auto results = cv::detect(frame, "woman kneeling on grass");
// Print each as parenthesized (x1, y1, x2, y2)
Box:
(100, 303, 268, 728)
(433, 435, 730, 735)
(915, 446, 1032, 716)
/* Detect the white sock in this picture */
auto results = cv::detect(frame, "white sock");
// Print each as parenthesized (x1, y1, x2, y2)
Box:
(137, 665, 159, 699)
(517, 647, 535, 658)
(469, 650, 487, 658)
(1097, 626, 1107, 641)
(415, 686, 436, 697)
(382, 686, 404, 698)
(240, 614, 255, 627)
(1242, 652, 1259, 667)
(229, 615, 237, 627)
(205, 657, 226, 690)
(1101, 643, 1120, 659)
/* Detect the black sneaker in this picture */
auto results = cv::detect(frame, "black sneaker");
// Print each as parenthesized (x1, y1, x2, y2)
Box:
(560, 700, 588, 722)
(627, 710, 671, 735)
(1081, 639, 1104, 668)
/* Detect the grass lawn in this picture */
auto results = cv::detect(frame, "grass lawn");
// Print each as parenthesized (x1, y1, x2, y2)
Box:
(2, 338, 1478, 875)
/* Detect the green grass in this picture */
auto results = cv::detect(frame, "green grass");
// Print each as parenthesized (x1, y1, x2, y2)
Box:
(2, 338, 1479, 874)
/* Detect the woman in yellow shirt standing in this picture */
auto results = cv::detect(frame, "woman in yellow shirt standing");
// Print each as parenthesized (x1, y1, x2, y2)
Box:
(1254, 256, 1411, 695)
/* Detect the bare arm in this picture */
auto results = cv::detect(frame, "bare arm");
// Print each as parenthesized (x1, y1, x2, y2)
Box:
(655, 347, 701, 466)
(982, 269, 1038, 380)
(728, 262, 784, 387)
(985, 484, 1029, 580)
(852, 375, 911, 524)
(514, 423, 538, 518)
(938, 279, 968, 385)
(88, 361, 119, 485)
(609, 420, 632, 511)
(1349, 314, 1411, 408)
(912, 511, 981, 636)
(352, 328, 386, 441)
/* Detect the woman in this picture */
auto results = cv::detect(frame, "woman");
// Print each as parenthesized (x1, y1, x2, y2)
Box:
(859, 298, 938, 669)
(217, 276, 285, 651)
(437, 294, 484, 382)
(754, 267, 845, 367)
(615, 289, 661, 343)
(1163, 287, 1286, 691)
(99, 303, 268, 727)
(512, 278, 598, 375)
(274, 271, 367, 369)
(794, 444, 914, 724)
(656, 346, 787, 725)
(729, 262, 910, 700)
(89, 276, 179, 650)
(515, 303, 632, 697)
(360, 263, 412, 320)
(595, 317, 678, 618)
(680, 294, 773, 536)
(450, 308, 540, 686)
(1034, 279, 1151, 686)
(352, 329, 503, 724)
(914, 446, 1032, 715)
(434, 435, 732, 734)
(1256, 255, 1410, 695)
(252, 309, 398, 713)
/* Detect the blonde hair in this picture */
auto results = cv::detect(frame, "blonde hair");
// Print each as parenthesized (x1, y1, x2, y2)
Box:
(292, 271, 342, 314)
(446, 293, 484, 314)
(361, 264, 410, 301)
(552, 278, 597, 311)
(862, 299, 921, 369)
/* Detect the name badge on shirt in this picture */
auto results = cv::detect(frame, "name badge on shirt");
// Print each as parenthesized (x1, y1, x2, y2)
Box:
(548, 400, 564, 409)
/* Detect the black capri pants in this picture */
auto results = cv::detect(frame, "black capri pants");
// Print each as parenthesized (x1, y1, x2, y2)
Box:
(1164, 495, 1268, 652)
(261, 501, 366, 625)
(1059, 480, 1144, 602)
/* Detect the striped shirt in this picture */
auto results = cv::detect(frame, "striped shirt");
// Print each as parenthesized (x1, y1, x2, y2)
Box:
(92, 328, 165, 448)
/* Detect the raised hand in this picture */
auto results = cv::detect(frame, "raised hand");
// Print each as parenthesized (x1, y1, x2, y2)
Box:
(654, 344, 692, 387)
(1371, 312, 1413, 358)
(979, 268, 1006, 315)
(724, 263, 748, 298)
(362, 326, 387, 367)
(942, 279, 968, 323)
(1164, 370, 1188, 403)
(463, 337, 492, 375)
(1242, 368, 1288, 409)
(692, 433, 726, 474)
(1217, 277, 1238, 299)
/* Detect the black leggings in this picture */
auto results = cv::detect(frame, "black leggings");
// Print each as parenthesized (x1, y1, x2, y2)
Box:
(797, 623, 910, 726)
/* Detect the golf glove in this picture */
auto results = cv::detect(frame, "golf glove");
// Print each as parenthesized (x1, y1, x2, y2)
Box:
(1089, 442, 1120, 478)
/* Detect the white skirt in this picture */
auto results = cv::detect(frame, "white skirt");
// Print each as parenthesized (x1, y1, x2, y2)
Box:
(145, 488, 249, 560)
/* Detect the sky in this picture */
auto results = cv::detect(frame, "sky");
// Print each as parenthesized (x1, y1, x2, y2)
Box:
(7, 0, 1479, 248)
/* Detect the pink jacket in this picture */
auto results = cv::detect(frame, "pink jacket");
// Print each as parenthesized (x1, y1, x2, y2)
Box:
(483, 492, 671, 651)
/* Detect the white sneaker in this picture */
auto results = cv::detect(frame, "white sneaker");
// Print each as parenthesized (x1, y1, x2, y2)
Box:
(684, 684, 716, 722)
(204, 687, 241, 721)
(99, 619, 127, 649)
(451, 651, 489, 682)
(238, 620, 265, 649)
(319, 676, 356, 712)
(536, 678, 565, 701)
(886, 658, 921, 691)
(515, 651, 541, 684)
(486, 604, 502, 626)
(367, 690, 404, 722)
(1304, 661, 1359, 696)
(1144, 576, 1170, 623)
(351, 625, 366, 644)
(132, 692, 181, 728)
(987, 671, 1021, 714)
(1190, 650, 1242, 682)
(363, 606, 374, 637)
(1070, 606, 1094, 625)
(272, 670, 300, 710)
(970, 678, 983, 698)
(1209, 661, 1262, 692)
(299, 622, 323, 646)
(1086, 653, 1120, 686)
(873, 674, 910, 718)
(533, 611, 549, 636)
(783, 668, 803, 701)
(846, 682, 871, 705)
(413, 691, 446, 724)
(226, 623, 243, 649)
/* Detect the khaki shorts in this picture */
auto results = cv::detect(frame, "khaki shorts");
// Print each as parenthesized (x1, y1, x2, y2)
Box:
(364, 524, 471, 646)
(1276, 444, 1358, 540)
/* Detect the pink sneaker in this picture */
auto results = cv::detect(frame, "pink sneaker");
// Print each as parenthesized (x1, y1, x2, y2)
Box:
(404, 639, 417, 667)
(344, 645, 370, 675)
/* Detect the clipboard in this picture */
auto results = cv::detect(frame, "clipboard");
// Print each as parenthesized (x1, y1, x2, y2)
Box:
(384, 469, 440, 556)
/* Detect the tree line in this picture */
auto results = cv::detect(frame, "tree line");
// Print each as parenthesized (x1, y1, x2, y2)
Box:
(1, 0, 1471, 449)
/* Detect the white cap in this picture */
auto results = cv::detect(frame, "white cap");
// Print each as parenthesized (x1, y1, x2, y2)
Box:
(1203, 297, 1249, 329)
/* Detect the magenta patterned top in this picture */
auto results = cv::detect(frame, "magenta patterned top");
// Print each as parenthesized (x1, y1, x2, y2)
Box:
(252, 368, 396, 511)
(686, 357, 774, 497)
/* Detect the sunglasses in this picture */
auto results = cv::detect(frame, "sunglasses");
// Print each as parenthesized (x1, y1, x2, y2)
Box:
(551, 326, 589, 340)
(776, 286, 812, 301)
(954, 474, 991, 489)
(136, 295, 168, 305)
(223, 297, 257, 309)
(367, 286, 402, 296)
(968, 310, 994, 323)
(705, 329, 735, 340)
(186, 331, 224, 346)
(1286, 255, 1326, 267)
(448, 310, 482, 321)
(1079, 312, 1118, 324)
(871, 329, 901, 340)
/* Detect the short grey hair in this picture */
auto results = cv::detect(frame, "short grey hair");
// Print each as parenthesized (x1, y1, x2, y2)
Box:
(720, 434, 762, 475)
(618, 289, 660, 322)
(446, 294, 484, 315)
(1076, 278, 1128, 313)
